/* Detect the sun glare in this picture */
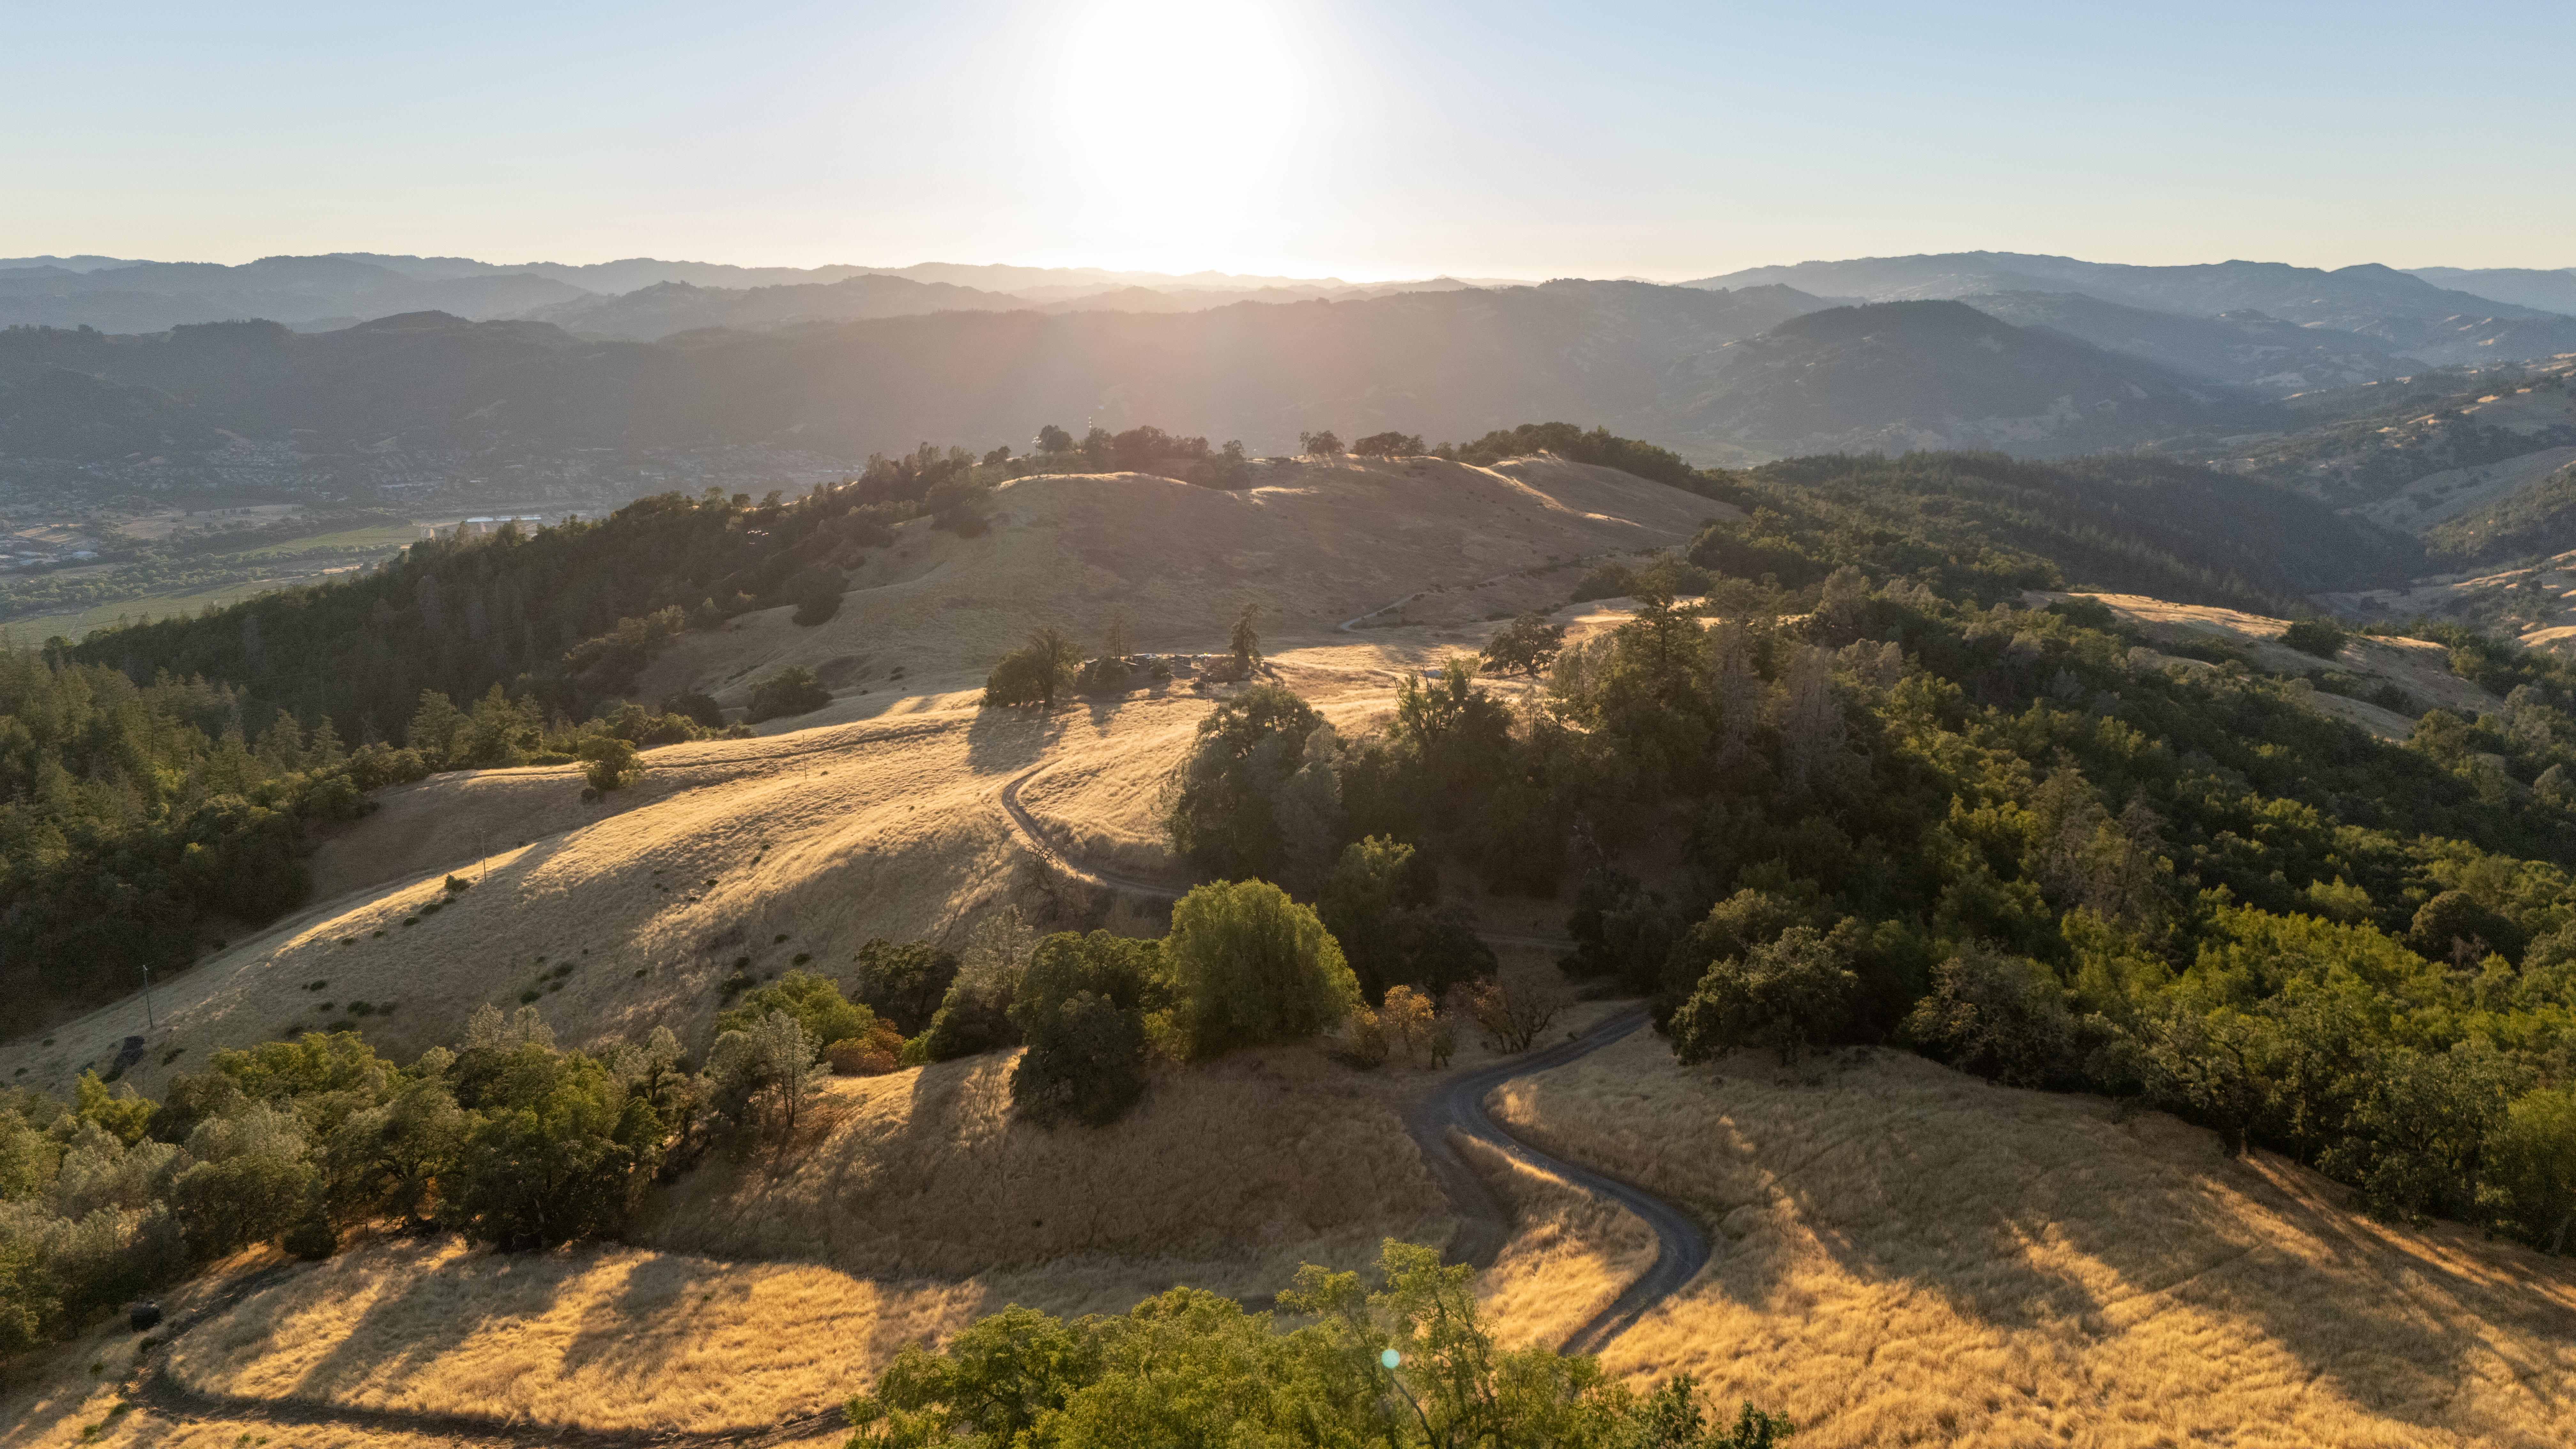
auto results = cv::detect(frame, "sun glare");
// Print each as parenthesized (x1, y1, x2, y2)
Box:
(1047, 2, 1322, 186)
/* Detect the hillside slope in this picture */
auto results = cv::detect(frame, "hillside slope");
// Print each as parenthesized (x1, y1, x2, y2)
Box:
(1687, 252, 2576, 366)
(1679, 302, 2263, 458)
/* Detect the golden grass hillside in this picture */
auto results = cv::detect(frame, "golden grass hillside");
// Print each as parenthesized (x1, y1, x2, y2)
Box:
(636, 452, 1731, 721)
(0, 699, 1185, 1099)
(2040, 590, 2499, 741)
(1490, 1032, 2576, 1449)
(629, 1039, 1454, 1290)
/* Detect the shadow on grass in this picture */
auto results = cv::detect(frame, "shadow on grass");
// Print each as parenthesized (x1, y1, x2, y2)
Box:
(1624, 1048, 2576, 1439)
(963, 705, 1062, 774)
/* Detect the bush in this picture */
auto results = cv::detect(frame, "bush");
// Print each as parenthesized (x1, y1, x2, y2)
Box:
(1448, 977, 1567, 1053)
(848, 939, 961, 1035)
(1668, 924, 1857, 1065)
(792, 590, 843, 626)
(1902, 947, 2080, 1087)
(1161, 880, 1361, 1060)
(1008, 931, 1165, 1126)
(662, 690, 725, 728)
(577, 735, 644, 793)
(747, 665, 831, 722)
(2281, 617, 2347, 659)
(983, 626, 1082, 708)
(717, 971, 875, 1059)
(824, 1022, 907, 1076)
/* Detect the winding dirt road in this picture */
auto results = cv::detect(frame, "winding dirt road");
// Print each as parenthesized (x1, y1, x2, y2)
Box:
(116, 773, 1706, 1445)
(1000, 765, 1710, 1353)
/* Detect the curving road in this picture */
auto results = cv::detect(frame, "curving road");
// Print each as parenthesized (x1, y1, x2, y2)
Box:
(1404, 1005, 1710, 1355)
(1001, 765, 1709, 1354)
(118, 775, 1703, 1445)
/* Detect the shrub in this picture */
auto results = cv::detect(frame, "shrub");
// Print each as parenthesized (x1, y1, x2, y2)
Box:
(1008, 931, 1165, 1126)
(793, 590, 843, 626)
(747, 665, 831, 723)
(1902, 947, 2080, 1087)
(662, 690, 725, 728)
(849, 939, 961, 1035)
(718, 971, 874, 1059)
(1161, 880, 1361, 1060)
(577, 735, 645, 793)
(1480, 612, 1566, 676)
(824, 1022, 907, 1076)
(1668, 924, 1857, 1065)
(983, 627, 1083, 708)
(2281, 617, 2347, 659)
(1447, 976, 1566, 1053)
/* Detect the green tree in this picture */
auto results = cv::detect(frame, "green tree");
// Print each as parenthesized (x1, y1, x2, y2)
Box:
(1902, 948, 2079, 1087)
(1162, 880, 1361, 1060)
(1008, 931, 1165, 1126)
(1164, 683, 1327, 880)
(719, 970, 876, 1057)
(407, 688, 469, 767)
(443, 1042, 667, 1249)
(984, 626, 1083, 708)
(848, 939, 961, 1035)
(1350, 431, 1426, 458)
(1298, 429, 1344, 458)
(748, 664, 832, 722)
(2485, 1085, 2576, 1254)
(1481, 612, 1567, 677)
(1668, 924, 1858, 1065)
(1230, 603, 1264, 672)
(704, 1009, 822, 1146)
(578, 734, 644, 794)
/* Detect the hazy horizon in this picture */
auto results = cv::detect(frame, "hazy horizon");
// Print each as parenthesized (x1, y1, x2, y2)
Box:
(8, 1, 2571, 280)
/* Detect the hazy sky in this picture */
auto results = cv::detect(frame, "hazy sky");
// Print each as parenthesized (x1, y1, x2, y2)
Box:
(7, 0, 2568, 280)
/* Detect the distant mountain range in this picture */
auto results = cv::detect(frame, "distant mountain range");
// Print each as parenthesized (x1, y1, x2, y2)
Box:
(6, 247, 2573, 513)
(1684, 252, 2576, 368)
(0, 253, 1519, 338)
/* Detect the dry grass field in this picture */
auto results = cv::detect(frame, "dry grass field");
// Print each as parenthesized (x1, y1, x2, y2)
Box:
(633, 452, 1729, 720)
(1490, 1032, 2576, 1449)
(10, 452, 2569, 1446)
(630, 1039, 1455, 1286)
(0, 450, 1702, 1100)
(2037, 589, 2498, 740)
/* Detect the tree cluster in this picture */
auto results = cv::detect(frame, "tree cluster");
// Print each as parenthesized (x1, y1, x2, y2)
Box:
(846, 1238, 1793, 1449)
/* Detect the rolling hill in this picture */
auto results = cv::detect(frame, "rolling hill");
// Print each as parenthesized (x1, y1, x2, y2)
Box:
(1687, 252, 2576, 367)
(1672, 300, 2265, 457)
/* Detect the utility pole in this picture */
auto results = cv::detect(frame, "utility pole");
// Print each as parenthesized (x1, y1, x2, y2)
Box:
(141, 964, 156, 1031)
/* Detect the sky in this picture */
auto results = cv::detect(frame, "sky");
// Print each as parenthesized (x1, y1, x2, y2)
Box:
(6, 0, 2569, 281)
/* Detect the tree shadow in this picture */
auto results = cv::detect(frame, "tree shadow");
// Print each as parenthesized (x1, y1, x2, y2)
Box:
(1634, 1049, 2576, 1438)
(964, 706, 1061, 774)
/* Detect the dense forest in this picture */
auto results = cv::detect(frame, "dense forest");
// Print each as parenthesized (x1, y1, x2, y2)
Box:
(1155, 557, 2576, 1252)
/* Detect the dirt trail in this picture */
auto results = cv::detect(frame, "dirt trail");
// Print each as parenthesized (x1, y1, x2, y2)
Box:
(127, 1009, 1704, 1445)
(1407, 1005, 1711, 1355)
